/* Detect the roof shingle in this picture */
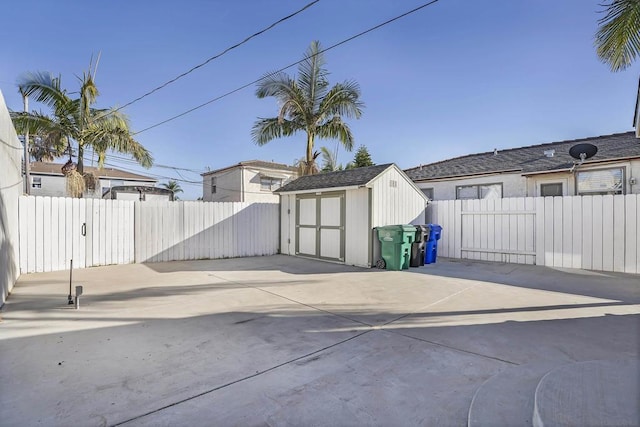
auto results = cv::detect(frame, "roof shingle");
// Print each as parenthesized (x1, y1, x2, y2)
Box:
(405, 132, 640, 181)
(276, 164, 393, 192)
(29, 162, 156, 181)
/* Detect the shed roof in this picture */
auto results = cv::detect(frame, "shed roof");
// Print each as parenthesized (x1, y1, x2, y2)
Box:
(276, 164, 393, 193)
(30, 162, 156, 182)
(405, 132, 640, 181)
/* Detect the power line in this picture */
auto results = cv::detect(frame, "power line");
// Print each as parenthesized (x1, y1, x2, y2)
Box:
(98, 0, 320, 119)
(133, 0, 441, 135)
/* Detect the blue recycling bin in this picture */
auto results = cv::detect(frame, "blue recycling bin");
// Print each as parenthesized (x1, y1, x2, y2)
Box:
(424, 224, 442, 264)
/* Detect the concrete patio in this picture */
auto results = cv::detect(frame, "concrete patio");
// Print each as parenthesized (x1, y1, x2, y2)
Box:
(1, 256, 638, 426)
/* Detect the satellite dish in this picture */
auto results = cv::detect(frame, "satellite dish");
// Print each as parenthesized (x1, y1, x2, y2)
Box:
(569, 143, 598, 161)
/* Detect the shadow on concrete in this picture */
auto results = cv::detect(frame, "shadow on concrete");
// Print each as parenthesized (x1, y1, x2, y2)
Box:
(408, 258, 640, 303)
(1, 304, 638, 427)
(142, 254, 370, 275)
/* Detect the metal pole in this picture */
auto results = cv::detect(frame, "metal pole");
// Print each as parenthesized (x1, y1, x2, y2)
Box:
(68, 259, 74, 304)
(23, 94, 30, 195)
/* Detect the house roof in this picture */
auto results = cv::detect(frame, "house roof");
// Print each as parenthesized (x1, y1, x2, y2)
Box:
(29, 162, 157, 182)
(405, 132, 640, 181)
(276, 164, 393, 193)
(201, 160, 298, 176)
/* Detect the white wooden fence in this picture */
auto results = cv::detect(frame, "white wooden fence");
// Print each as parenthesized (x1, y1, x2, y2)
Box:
(135, 201, 279, 262)
(430, 195, 640, 274)
(18, 196, 135, 273)
(18, 196, 280, 273)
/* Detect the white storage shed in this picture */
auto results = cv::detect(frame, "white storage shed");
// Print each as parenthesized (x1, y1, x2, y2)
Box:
(277, 163, 429, 267)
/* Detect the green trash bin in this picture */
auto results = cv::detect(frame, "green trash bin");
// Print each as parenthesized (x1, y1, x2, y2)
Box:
(376, 225, 416, 270)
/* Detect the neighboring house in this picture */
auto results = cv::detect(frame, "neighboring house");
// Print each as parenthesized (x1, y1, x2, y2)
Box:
(201, 160, 297, 203)
(277, 164, 428, 268)
(405, 132, 640, 201)
(28, 162, 157, 198)
(102, 185, 174, 201)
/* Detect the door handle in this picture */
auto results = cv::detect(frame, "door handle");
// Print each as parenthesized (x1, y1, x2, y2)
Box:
(81, 223, 86, 236)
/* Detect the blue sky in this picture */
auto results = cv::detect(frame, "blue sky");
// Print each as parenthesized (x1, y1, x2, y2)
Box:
(1, 0, 637, 200)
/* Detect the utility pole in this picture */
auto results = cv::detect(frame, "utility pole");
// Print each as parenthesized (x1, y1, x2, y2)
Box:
(23, 93, 30, 195)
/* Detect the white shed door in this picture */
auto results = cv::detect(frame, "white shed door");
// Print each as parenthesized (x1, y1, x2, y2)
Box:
(296, 192, 344, 261)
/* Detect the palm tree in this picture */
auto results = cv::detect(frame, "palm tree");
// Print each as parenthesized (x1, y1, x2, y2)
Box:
(162, 180, 183, 200)
(595, 0, 640, 71)
(11, 70, 153, 176)
(320, 145, 343, 172)
(252, 40, 364, 175)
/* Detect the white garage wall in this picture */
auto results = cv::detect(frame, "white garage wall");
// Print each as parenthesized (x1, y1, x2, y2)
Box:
(0, 91, 22, 303)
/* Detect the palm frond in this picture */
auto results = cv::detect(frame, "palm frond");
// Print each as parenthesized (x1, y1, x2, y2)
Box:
(298, 40, 329, 114)
(17, 72, 67, 107)
(251, 117, 301, 145)
(596, 0, 640, 71)
(318, 81, 364, 121)
(315, 117, 354, 151)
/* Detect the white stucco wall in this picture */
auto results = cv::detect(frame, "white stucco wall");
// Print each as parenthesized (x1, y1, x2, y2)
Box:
(0, 90, 22, 304)
(204, 166, 297, 203)
(526, 159, 640, 196)
(415, 172, 527, 201)
(202, 168, 242, 202)
(242, 167, 296, 203)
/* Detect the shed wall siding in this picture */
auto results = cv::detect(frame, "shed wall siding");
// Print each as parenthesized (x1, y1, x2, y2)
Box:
(371, 167, 426, 227)
(344, 188, 370, 267)
(280, 194, 296, 256)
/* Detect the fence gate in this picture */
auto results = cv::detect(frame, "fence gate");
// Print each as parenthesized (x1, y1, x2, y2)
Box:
(459, 198, 536, 264)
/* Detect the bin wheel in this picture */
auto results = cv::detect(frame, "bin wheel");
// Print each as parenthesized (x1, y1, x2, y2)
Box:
(375, 259, 386, 269)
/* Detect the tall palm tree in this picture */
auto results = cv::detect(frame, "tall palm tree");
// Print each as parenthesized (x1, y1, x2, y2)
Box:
(162, 180, 183, 200)
(252, 40, 364, 175)
(595, 0, 640, 71)
(11, 70, 153, 175)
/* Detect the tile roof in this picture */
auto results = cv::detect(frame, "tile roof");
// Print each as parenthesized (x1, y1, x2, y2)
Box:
(29, 162, 156, 182)
(405, 132, 640, 181)
(202, 160, 298, 176)
(276, 164, 393, 192)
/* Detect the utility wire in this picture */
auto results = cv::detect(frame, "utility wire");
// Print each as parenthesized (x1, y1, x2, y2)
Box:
(99, 0, 320, 119)
(133, 0, 441, 135)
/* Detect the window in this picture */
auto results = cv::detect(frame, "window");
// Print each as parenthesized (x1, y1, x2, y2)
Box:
(421, 188, 434, 200)
(110, 179, 124, 187)
(211, 177, 216, 194)
(576, 168, 624, 195)
(31, 177, 42, 188)
(260, 177, 282, 191)
(456, 183, 502, 200)
(540, 183, 563, 197)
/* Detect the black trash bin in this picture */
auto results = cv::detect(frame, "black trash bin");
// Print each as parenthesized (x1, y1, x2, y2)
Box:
(410, 225, 430, 267)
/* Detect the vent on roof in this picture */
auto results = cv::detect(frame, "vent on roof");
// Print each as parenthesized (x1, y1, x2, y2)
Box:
(493, 148, 498, 156)
(544, 149, 555, 158)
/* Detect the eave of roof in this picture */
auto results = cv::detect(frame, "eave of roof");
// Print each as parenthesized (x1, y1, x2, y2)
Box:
(201, 160, 297, 176)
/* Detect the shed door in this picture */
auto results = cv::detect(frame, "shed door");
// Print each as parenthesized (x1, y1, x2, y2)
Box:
(296, 192, 345, 261)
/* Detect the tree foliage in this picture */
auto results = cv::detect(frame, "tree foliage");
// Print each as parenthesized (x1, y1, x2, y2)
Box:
(595, 0, 640, 71)
(351, 145, 374, 168)
(11, 69, 153, 182)
(162, 180, 183, 200)
(252, 41, 364, 175)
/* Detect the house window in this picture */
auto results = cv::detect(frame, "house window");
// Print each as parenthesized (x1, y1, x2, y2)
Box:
(31, 177, 42, 188)
(421, 188, 434, 200)
(260, 177, 282, 191)
(456, 183, 502, 200)
(110, 180, 124, 187)
(576, 167, 624, 195)
(540, 183, 563, 197)
(211, 177, 216, 194)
